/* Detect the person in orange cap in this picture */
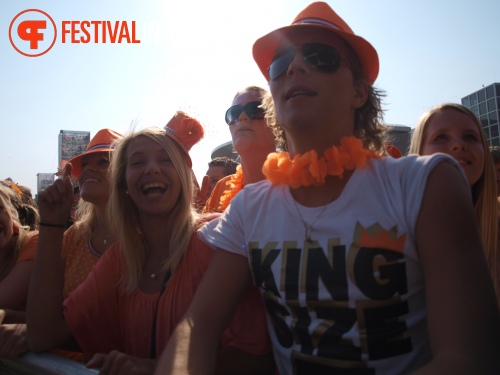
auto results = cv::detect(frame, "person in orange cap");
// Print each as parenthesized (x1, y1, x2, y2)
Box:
(157, 2, 500, 375)
(27, 128, 122, 361)
(28, 113, 274, 374)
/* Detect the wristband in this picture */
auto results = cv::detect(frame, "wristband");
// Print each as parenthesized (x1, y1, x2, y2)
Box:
(39, 222, 66, 228)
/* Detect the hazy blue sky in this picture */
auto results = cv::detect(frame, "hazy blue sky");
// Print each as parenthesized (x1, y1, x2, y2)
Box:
(1, 0, 499, 194)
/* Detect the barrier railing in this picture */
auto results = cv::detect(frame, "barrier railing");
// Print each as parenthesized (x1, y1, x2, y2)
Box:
(0, 352, 98, 375)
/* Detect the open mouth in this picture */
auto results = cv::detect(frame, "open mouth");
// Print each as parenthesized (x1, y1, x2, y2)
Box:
(455, 158, 471, 166)
(285, 89, 316, 100)
(142, 182, 167, 196)
(83, 177, 99, 184)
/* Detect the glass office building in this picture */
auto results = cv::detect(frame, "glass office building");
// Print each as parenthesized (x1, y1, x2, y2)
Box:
(462, 83, 500, 146)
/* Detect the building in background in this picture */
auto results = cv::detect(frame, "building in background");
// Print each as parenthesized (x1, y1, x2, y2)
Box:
(462, 83, 500, 146)
(59, 130, 91, 169)
(37, 173, 55, 193)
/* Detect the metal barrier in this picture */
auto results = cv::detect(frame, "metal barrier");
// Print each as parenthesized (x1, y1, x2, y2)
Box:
(0, 352, 98, 375)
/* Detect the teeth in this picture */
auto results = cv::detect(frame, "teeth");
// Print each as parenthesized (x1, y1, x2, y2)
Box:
(85, 178, 98, 183)
(142, 182, 166, 191)
(290, 91, 310, 98)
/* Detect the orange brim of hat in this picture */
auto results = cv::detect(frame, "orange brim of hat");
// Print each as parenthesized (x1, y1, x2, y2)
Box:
(69, 147, 115, 178)
(253, 24, 379, 85)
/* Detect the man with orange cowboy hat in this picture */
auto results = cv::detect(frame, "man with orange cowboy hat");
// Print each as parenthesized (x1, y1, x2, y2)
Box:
(156, 2, 500, 374)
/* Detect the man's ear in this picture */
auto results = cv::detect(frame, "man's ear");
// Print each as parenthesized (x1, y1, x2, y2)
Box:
(351, 80, 369, 109)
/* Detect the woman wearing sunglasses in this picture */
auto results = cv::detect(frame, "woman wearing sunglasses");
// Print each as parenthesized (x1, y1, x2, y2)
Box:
(158, 2, 500, 375)
(203, 86, 276, 213)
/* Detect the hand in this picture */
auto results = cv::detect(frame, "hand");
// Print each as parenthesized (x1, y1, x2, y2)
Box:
(37, 163, 74, 226)
(0, 314, 28, 358)
(86, 350, 156, 375)
(194, 175, 210, 211)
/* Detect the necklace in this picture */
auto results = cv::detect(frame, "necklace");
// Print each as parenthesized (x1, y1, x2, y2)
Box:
(102, 233, 113, 245)
(262, 136, 380, 188)
(87, 239, 103, 258)
(219, 165, 244, 211)
(291, 195, 331, 243)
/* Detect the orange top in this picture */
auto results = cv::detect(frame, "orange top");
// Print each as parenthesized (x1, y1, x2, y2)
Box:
(202, 174, 232, 214)
(63, 233, 271, 359)
(61, 222, 108, 299)
(16, 231, 38, 263)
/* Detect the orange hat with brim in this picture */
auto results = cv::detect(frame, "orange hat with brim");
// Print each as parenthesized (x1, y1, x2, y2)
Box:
(253, 1, 379, 85)
(69, 128, 122, 178)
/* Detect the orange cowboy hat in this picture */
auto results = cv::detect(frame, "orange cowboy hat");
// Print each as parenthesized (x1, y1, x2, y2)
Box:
(163, 111, 204, 168)
(68, 128, 122, 178)
(253, 1, 379, 85)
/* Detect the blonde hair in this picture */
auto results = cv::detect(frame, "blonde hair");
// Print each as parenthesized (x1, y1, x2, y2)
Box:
(108, 127, 197, 293)
(409, 103, 499, 296)
(0, 185, 31, 281)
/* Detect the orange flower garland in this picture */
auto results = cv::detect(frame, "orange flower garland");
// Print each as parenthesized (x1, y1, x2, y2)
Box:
(263, 136, 382, 188)
(218, 165, 244, 211)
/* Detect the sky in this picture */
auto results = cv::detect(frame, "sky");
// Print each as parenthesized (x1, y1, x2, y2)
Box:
(1, 0, 499, 195)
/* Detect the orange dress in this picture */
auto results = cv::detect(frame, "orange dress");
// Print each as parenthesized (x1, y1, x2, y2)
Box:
(63, 233, 271, 360)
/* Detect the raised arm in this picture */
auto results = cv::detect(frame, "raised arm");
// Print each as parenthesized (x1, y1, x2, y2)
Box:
(26, 165, 74, 352)
(413, 161, 500, 374)
(156, 249, 253, 375)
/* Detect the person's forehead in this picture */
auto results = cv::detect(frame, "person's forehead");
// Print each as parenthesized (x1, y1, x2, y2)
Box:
(232, 92, 260, 106)
(207, 165, 226, 176)
(81, 152, 109, 162)
(427, 109, 479, 132)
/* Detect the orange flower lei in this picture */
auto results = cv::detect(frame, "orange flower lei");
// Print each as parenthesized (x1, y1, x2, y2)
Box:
(218, 165, 244, 211)
(262, 136, 382, 188)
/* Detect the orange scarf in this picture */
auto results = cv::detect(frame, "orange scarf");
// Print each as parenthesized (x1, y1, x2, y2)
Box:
(218, 165, 244, 211)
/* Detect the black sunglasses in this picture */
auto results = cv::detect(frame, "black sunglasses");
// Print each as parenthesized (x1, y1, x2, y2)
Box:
(225, 101, 264, 125)
(268, 43, 344, 80)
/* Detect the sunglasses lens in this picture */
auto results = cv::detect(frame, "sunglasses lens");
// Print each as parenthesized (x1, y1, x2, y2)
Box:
(244, 101, 264, 119)
(268, 44, 342, 80)
(225, 101, 264, 125)
(302, 43, 341, 73)
(225, 106, 243, 125)
(268, 47, 295, 80)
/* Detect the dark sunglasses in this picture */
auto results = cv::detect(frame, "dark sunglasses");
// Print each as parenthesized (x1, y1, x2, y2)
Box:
(225, 101, 264, 125)
(268, 43, 344, 80)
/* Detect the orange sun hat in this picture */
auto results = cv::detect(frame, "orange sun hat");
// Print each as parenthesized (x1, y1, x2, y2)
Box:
(68, 128, 123, 178)
(252, 1, 379, 85)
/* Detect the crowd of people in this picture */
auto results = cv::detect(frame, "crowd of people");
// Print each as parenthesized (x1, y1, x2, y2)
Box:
(0, 2, 499, 374)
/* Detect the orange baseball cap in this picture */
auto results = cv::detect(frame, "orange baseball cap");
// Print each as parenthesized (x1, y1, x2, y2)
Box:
(253, 2, 379, 85)
(68, 128, 122, 178)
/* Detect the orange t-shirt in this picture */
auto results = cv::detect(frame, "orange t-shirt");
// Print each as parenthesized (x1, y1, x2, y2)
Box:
(61, 222, 114, 299)
(16, 231, 38, 263)
(202, 174, 233, 214)
(63, 233, 271, 360)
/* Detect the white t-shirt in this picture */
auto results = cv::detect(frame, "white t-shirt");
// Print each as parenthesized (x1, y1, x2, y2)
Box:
(199, 153, 465, 375)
